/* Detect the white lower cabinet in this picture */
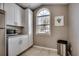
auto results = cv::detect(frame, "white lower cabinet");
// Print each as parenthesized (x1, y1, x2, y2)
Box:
(28, 34, 33, 47)
(8, 35, 32, 56)
(8, 37, 20, 56)
(19, 36, 29, 53)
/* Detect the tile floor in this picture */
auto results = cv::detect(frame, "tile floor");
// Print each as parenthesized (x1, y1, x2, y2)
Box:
(20, 46, 59, 56)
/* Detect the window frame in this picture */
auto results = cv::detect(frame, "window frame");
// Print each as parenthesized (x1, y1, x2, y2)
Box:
(36, 8, 51, 34)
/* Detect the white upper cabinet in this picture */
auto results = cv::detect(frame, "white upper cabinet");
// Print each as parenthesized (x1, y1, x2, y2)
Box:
(24, 9, 33, 34)
(0, 3, 4, 10)
(4, 3, 24, 26)
(14, 4, 24, 26)
(4, 3, 15, 25)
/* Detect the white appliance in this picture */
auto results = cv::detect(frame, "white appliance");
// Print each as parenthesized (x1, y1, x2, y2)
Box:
(0, 9, 5, 56)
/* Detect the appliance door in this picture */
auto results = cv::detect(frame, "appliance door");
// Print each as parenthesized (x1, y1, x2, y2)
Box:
(0, 29, 5, 56)
(6, 29, 15, 35)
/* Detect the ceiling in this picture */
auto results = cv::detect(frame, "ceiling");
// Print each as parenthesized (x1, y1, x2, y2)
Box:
(18, 3, 42, 10)
(18, 3, 68, 10)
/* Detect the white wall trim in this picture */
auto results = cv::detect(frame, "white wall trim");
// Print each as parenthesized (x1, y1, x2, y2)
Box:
(34, 45, 57, 52)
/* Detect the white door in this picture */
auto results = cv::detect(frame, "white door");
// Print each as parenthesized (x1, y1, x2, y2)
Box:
(17, 37, 24, 54)
(24, 9, 29, 34)
(20, 36, 29, 52)
(28, 9, 33, 47)
(8, 37, 20, 56)
(14, 4, 24, 26)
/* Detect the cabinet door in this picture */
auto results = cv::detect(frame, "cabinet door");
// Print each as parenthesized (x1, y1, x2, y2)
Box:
(4, 3, 15, 25)
(21, 8, 25, 26)
(28, 9, 33, 47)
(17, 37, 24, 54)
(14, 4, 24, 26)
(0, 3, 4, 10)
(23, 9, 29, 34)
(8, 37, 20, 56)
(20, 36, 29, 52)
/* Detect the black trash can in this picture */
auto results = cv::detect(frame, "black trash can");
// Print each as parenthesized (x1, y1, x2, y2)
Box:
(57, 40, 68, 56)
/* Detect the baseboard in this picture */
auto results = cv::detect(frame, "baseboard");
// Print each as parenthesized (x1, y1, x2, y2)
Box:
(34, 45, 57, 52)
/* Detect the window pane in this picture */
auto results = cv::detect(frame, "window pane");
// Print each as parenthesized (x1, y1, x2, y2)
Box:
(43, 10, 50, 15)
(45, 25, 50, 33)
(41, 17, 45, 24)
(37, 16, 50, 25)
(36, 25, 50, 34)
(38, 10, 44, 16)
(36, 17, 42, 25)
(37, 9, 50, 16)
(36, 26, 46, 33)
(42, 16, 50, 24)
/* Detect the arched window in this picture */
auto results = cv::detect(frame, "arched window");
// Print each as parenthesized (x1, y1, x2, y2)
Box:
(36, 8, 50, 34)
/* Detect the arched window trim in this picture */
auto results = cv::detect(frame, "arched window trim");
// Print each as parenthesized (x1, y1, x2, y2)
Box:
(37, 8, 50, 16)
(36, 8, 51, 34)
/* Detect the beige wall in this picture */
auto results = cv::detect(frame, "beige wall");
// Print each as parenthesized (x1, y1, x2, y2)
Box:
(69, 3, 79, 56)
(33, 4, 68, 49)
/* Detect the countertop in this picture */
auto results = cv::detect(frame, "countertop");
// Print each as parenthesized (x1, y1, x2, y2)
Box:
(7, 34, 28, 38)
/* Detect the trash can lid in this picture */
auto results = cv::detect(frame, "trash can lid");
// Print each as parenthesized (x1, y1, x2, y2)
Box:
(57, 40, 67, 44)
